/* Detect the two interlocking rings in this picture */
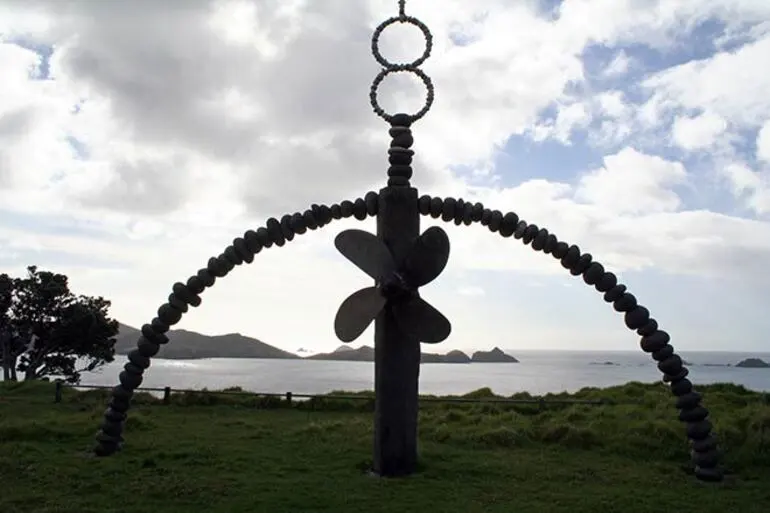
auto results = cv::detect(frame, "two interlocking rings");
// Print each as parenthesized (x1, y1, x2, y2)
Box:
(369, 13, 434, 124)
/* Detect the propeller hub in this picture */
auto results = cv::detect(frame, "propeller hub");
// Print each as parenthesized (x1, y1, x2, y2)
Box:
(378, 272, 414, 300)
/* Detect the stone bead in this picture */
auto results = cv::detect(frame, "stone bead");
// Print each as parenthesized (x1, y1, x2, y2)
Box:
(595, 272, 617, 293)
(513, 221, 527, 240)
(670, 378, 693, 396)
(553, 242, 569, 259)
(127, 349, 151, 369)
(694, 465, 723, 482)
(453, 198, 465, 225)
(353, 198, 367, 220)
(141, 323, 168, 345)
(569, 253, 592, 276)
(531, 229, 548, 251)
(174, 282, 201, 307)
(560, 245, 581, 269)
(224, 245, 242, 265)
(123, 362, 144, 376)
(429, 197, 443, 218)
(316, 204, 333, 226)
(499, 212, 517, 237)
(157, 303, 183, 326)
(280, 215, 295, 241)
(233, 237, 254, 263)
(522, 224, 538, 245)
(330, 204, 342, 219)
(480, 209, 491, 226)
(691, 448, 719, 468)
(243, 230, 262, 254)
(462, 201, 474, 225)
(219, 253, 235, 272)
(676, 392, 702, 410)
(686, 419, 713, 441)
(471, 203, 484, 222)
(266, 218, 285, 246)
(613, 292, 637, 312)
(651, 344, 674, 361)
(108, 396, 130, 413)
(441, 197, 456, 222)
(603, 284, 626, 303)
(624, 306, 650, 330)
(679, 406, 709, 423)
(303, 210, 318, 229)
(206, 256, 226, 277)
(255, 227, 271, 248)
(290, 213, 307, 234)
(663, 367, 689, 383)
(104, 408, 127, 422)
(340, 200, 354, 218)
(366, 192, 380, 216)
(488, 210, 503, 232)
(418, 195, 431, 215)
(582, 262, 604, 285)
(691, 434, 717, 453)
(165, 292, 187, 312)
(119, 371, 142, 390)
(137, 336, 160, 358)
(658, 354, 683, 375)
(637, 318, 658, 336)
(150, 317, 170, 335)
(543, 234, 557, 254)
(99, 419, 123, 437)
(640, 330, 670, 353)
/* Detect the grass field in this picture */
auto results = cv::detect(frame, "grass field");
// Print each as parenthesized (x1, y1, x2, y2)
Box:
(1, 380, 769, 513)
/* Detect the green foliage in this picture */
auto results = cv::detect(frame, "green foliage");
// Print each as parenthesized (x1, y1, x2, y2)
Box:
(0, 266, 119, 383)
(1, 380, 769, 512)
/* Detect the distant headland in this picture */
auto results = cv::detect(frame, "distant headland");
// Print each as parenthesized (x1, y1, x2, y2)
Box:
(113, 323, 519, 363)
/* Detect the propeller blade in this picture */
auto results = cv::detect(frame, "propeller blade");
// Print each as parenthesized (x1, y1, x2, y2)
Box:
(402, 226, 450, 288)
(334, 287, 387, 342)
(392, 295, 451, 343)
(335, 230, 395, 281)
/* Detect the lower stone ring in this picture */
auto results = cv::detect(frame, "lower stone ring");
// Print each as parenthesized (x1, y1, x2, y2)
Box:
(369, 67, 434, 124)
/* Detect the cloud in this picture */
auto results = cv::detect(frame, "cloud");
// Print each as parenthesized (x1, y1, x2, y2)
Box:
(574, 148, 687, 214)
(1, 0, 769, 354)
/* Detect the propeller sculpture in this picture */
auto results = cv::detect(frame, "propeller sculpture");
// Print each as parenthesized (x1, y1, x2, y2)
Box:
(333, 227, 451, 344)
(92, 0, 724, 485)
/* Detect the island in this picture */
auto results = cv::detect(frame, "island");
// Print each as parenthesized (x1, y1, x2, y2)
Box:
(308, 345, 473, 363)
(114, 323, 519, 363)
(113, 323, 298, 360)
(735, 358, 770, 368)
(471, 347, 519, 363)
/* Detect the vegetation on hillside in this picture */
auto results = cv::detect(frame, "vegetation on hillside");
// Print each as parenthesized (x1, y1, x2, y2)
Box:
(1, 380, 768, 513)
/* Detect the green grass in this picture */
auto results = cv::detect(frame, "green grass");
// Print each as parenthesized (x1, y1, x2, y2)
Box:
(1, 380, 769, 513)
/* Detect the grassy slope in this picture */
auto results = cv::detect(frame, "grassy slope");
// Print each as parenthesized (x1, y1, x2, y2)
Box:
(1, 381, 769, 513)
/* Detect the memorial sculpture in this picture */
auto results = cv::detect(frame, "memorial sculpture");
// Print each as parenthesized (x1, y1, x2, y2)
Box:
(94, 0, 724, 482)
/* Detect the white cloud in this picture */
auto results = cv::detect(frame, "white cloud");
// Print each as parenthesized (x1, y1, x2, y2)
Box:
(1, 0, 770, 353)
(574, 148, 687, 215)
(671, 111, 728, 151)
(757, 120, 770, 163)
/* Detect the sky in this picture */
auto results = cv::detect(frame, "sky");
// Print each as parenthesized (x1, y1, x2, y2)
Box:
(1, 0, 769, 355)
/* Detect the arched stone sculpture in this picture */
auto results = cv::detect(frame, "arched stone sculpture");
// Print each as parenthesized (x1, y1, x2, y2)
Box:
(94, 0, 724, 483)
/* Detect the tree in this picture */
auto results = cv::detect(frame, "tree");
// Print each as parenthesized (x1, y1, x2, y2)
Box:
(0, 266, 119, 384)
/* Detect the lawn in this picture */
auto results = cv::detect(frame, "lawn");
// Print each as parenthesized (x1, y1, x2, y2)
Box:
(1, 380, 769, 513)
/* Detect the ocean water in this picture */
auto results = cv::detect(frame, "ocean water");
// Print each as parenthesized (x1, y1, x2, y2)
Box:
(81, 350, 770, 396)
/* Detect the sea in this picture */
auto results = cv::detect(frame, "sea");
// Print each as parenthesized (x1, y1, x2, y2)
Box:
(79, 350, 770, 396)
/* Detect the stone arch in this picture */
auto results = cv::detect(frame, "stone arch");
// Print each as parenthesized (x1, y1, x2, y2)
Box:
(93, 188, 723, 483)
(418, 194, 722, 482)
(94, 192, 381, 457)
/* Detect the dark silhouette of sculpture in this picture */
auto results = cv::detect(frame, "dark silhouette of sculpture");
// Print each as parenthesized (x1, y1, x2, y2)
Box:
(93, 0, 724, 483)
